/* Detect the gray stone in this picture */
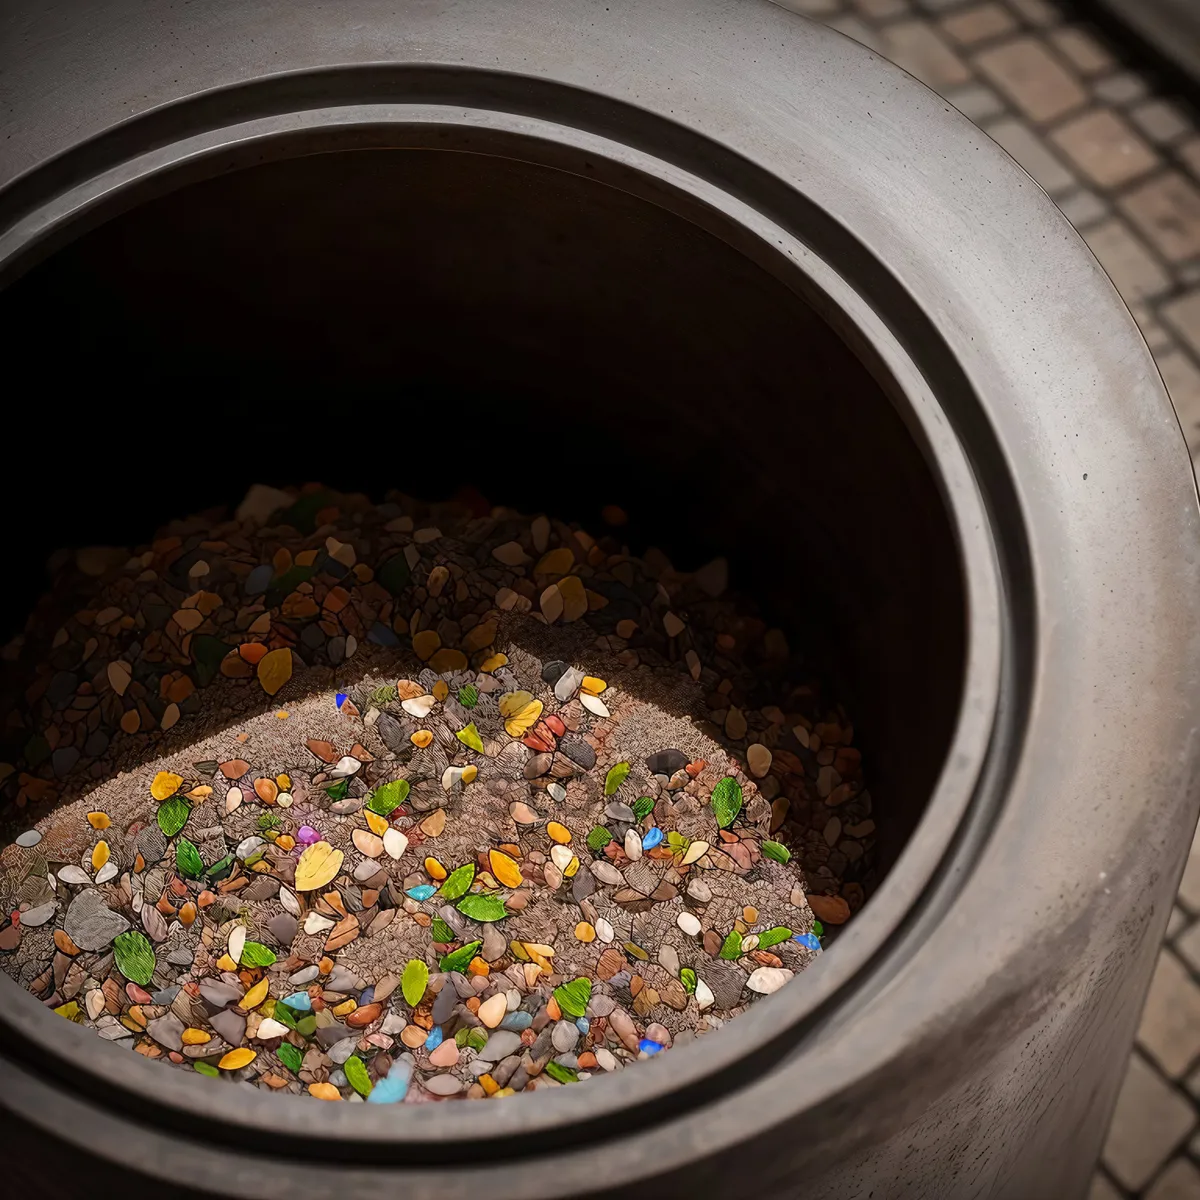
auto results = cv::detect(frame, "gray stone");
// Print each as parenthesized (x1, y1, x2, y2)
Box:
(15, 830, 42, 848)
(703, 960, 748, 1009)
(687, 879, 712, 903)
(19, 902, 57, 928)
(560, 739, 596, 770)
(167, 948, 194, 967)
(141, 903, 168, 942)
(524, 753, 553, 779)
(316, 1021, 352, 1049)
(210, 1008, 247, 1046)
(646, 749, 688, 777)
(605, 802, 635, 823)
(327, 965, 365, 993)
(267, 912, 298, 946)
(199, 980, 244, 1009)
(479, 1030, 522, 1062)
(327, 1037, 359, 1065)
(432, 984, 459, 1025)
(552, 1021, 580, 1053)
(147, 1013, 185, 1051)
(289, 965, 321, 985)
(554, 667, 585, 701)
(63, 889, 129, 951)
(133, 825, 167, 867)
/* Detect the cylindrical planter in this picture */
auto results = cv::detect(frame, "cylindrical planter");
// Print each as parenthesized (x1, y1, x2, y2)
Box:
(1, 1, 1198, 1197)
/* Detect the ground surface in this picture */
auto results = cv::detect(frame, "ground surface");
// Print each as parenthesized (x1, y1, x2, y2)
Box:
(788, 0, 1200, 1192)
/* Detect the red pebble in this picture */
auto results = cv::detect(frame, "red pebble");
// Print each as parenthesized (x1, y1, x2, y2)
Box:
(544, 715, 565, 737)
(685, 760, 707, 778)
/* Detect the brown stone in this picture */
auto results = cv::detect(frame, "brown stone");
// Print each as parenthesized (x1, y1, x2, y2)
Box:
(807, 894, 851, 926)
(596, 948, 627, 980)
(323, 915, 360, 952)
(219, 759, 250, 779)
(346, 1002, 383, 1028)
(305, 739, 338, 763)
(703, 930, 723, 958)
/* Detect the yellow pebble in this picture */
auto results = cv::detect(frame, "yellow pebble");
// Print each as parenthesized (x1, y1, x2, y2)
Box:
(581, 676, 607, 695)
(86, 811, 111, 830)
(467, 957, 490, 976)
(431, 679, 450, 701)
(275, 711, 290, 719)
(216, 954, 237, 972)
(424, 857, 448, 881)
(489, 849, 523, 888)
(150, 771, 183, 801)
(547, 822, 572, 845)
(218, 1048, 256, 1071)
(332, 999, 358, 1017)
(365, 811, 389, 836)
(241, 978, 270, 1010)
(411, 729, 434, 748)
(563, 855, 580, 878)
(429, 649, 468, 674)
(461, 764, 478, 785)
(480, 653, 508, 673)
(90, 841, 110, 871)
(535, 547, 575, 575)
(276, 773, 292, 791)
(186, 785, 213, 800)
(309, 1082, 343, 1101)
(743, 906, 759, 926)
(575, 922, 596, 943)
(493, 1087, 516, 1098)
(182, 1028, 211, 1045)
(413, 630, 441, 662)
(479, 1073, 500, 1095)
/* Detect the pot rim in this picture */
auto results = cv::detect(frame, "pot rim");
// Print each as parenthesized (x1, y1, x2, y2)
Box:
(0, 83, 1009, 1166)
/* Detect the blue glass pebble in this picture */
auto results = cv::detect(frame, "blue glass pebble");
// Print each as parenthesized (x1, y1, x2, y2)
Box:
(367, 1061, 412, 1104)
(281, 992, 312, 1011)
(245, 564, 273, 596)
(406, 884, 437, 901)
(500, 1010, 533, 1032)
(358, 986, 375, 1007)
(794, 933, 821, 951)
(641, 827, 664, 851)
(639, 1038, 664, 1056)
(575, 1017, 590, 1035)
(335, 692, 348, 709)
(425, 1025, 443, 1051)
(368, 621, 400, 646)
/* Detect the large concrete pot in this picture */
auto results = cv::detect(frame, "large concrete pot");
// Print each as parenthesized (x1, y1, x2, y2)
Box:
(0, 0, 1197, 1197)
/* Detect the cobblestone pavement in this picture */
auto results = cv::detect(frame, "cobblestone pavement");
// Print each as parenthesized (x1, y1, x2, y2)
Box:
(777, 0, 1200, 1194)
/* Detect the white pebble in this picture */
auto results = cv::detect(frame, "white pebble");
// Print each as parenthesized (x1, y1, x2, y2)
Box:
(580, 693, 610, 717)
(595, 1047, 618, 1072)
(695, 979, 715, 1011)
(677, 912, 702, 937)
(747, 967, 794, 995)
(595, 918, 615, 943)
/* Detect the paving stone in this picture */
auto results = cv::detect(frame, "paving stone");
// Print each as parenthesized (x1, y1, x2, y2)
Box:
(1130, 100, 1194, 147)
(942, 81, 1007, 123)
(1094, 72, 1150, 108)
(1087, 1174, 1123, 1200)
(1137, 949, 1200, 1078)
(1163, 291, 1200, 359)
(1155, 351, 1200, 454)
(1122, 173, 1200, 263)
(851, 0, 910, 16)
(940, 3, 1015, 45)
(985, 116, 1075, 195)
(827, 14, 884, 52)
(1050, 109, 1160, 188)
(975, 36, 1087, 122)
(1049, 26, 1116, 76)
(1145, 1158, 1200, 1200)
(879, 19, 971, 86)
(1101, 1053, 1195, 1191)
(1056, 187, 1109, 227)
(1006, 0, 1058, 26)
(1079, 218, 1170, 303)
(1168, 905, 1191, 942)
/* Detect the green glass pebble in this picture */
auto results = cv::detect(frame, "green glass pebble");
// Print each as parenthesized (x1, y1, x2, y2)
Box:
(554, 976, 592, 1018)
(666, 831, 690, 853)
(430, 917, 457, 943)
(401, 959, 430, 1006)
(812, 920, 824, 936)
(367, 778, 410, 816)
(296, 1015, 317, 1037)
(240, 941, 277, 968)
(193, 1062, 220, 1078)
(456, 723, 484, 753)
(466, 1028, 488, 1052)
(586, 826, 613, 852)
(324, 778, 350, 802)
(756, 927, 793, 950)
(761, 840, 791, 864)
(276, 1043, 303, 1074)
(632, 795, 655, 821)
(604, 762, 630, 796)
(175, 837, 204, 879)
(344, 1055, 373, 1097)
(710, 776, 744, 829)
(457, 685, 479, 709)
(257, 811, 281, 831)
(113, 930, 156, 986)
(455, 1027, 471, 1048)
(439, 941, 482, 973)
(545, 1061, 579, 1084)
(156, 794, 190, 838)
(369, 684, 398, 709)
(681, 967, 697, 995)
(456, 894, 508, 923)
(719, 930, 743, 960)
(438, 863, 475, 901)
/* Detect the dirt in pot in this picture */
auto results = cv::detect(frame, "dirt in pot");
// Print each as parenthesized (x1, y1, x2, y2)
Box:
(0, 485, 874, 1102)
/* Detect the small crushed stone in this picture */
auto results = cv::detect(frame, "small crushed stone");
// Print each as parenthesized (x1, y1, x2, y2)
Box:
(0, 485, 875, 1101)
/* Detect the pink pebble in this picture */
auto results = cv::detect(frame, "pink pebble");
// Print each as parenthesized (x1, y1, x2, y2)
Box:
(297, 825, 320, 845)
(427, 1040, 460, 1068)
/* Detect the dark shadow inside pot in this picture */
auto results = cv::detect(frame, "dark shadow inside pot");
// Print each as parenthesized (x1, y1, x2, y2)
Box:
(0, 146, 965, 891)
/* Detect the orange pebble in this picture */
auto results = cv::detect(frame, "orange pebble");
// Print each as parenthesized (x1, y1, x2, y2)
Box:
(577, 1052, 598, 1069)
(546, 996, 561, 1021)
(467, 957, 490, 977)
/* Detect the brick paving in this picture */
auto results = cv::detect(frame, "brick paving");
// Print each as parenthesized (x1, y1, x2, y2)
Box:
(776, 0, 1200, 1193)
